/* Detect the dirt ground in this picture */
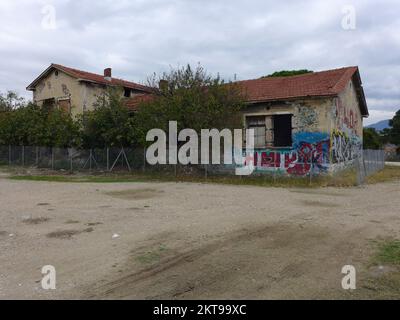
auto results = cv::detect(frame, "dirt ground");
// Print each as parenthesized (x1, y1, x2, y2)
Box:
(0, 174, 399, 300)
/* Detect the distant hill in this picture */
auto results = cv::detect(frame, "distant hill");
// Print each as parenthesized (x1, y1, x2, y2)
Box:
(366, 120, 391, 131)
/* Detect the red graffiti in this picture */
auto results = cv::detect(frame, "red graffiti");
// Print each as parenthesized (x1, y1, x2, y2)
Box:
(249, 140, 329, 176)
(335, 98, 358, 135)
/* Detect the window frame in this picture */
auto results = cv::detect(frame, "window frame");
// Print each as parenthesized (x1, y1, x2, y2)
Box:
(246, 116, 267, 149)
(273, 114, 293, 148)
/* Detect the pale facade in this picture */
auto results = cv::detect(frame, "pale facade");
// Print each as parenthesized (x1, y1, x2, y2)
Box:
(27, 64, 152, 117)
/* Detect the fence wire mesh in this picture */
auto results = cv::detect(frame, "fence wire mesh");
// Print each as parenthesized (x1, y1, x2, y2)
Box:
(0, 146, 386, 185)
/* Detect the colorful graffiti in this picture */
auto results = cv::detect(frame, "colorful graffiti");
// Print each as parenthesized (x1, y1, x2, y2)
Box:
(331, 96, 363, 165)
(334, 98, 359, 136)
(249, 132, 330, 176)
(331, 129, 362, 164)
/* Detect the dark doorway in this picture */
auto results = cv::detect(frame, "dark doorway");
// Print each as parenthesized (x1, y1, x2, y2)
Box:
(274, 114, 292, 147)
(124, 88, 131, 97)
(42, 98, 56, 112)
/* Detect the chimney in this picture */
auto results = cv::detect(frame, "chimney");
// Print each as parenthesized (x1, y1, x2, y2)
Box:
(104, 68, 112, 81)
(159, 79, 168, 91)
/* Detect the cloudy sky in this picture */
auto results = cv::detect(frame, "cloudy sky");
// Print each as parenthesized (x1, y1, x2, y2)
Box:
(0, 0, 399, 125)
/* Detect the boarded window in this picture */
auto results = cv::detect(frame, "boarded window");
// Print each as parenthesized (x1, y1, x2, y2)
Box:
(42, 98, 56, 112)
(273, 114, 293, 147)
(58, 99, 71, 113)
(247, 116, 266, 148)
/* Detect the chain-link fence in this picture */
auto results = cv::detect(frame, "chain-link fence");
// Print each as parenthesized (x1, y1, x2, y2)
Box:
(355, 149, 386, 185)
(0, 146, 148, 172)
(0, 146, 386, 185)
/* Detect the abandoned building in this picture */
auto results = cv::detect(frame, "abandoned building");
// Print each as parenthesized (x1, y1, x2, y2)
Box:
(26, 64, 152, 116)
(27, 64, 369, 175)
(237, 66, 369, 175)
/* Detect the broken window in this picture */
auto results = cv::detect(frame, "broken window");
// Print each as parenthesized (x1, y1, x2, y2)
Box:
(58, 99, 71, 114)
(246, 116, 266, 148)
(273, 114, 293, 147)
(124, 88, 131, 98)
(42, 98, 56, 112)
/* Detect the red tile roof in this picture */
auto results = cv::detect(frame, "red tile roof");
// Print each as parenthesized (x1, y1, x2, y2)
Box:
(27, 63, 153, 93)
(237, 66, 368, 116)
(27, 65, 368, 116)
(238, 66, 357, 102)
(125, 94, 155, 111)
(125, 66, 368, 116)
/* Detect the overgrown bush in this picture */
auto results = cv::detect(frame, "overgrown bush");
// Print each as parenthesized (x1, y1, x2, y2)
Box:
(0, 99, 80, 147)
(79, 88, 136, 148)
(133, 64, 245, 145)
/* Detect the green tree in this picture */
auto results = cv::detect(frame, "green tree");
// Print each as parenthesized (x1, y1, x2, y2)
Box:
(0, 91, 25, 111)
(80, 87, 136, 148)
(388, 110, 400, 146)
(0, 102, 79, 147)
(363, 128, 382, 150)
(262, 70, 313, 78)
(134, 64, 245, 145)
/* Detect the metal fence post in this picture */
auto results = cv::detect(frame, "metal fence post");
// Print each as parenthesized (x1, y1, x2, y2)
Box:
(22, 146, 25, 167)
(143, 147, 146, 173)
(36, 146, 39, 166)
(174, 164, 177, 178)
(51, 147, 54, 170)
(70, 150, 73, 173)
(106, 148, 110, 171)
(8, 145, 11, 166)
(89, 149, 92, 171)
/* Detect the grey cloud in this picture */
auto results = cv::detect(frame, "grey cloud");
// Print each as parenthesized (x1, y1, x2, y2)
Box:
(0, 0, 399, 124)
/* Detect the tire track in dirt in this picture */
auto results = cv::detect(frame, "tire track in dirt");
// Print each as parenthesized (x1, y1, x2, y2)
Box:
(85, 222, 336, 299)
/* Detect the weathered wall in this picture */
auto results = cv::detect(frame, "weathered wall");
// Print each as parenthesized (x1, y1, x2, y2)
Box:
(33, 70, 82, 116)
(79, 82, 107, 115)
(242, 98, 333, 176)
(32, 70, 146, 117)
(240, 80, 364, 176)
(330, 79, 363, 171)
(32, 69, 109, 117)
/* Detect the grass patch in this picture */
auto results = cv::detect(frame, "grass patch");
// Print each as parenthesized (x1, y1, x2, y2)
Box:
(349, 239, 400, 299)
(6, 171, 355, 188)
(366, 166, 400, 184)
(23, 217, 50, 225)
(6, 165, 400, 188)
(46, 227, 94, 239)
(46, 229, 81, 239)
(135, 245, 169, 264)
(372, 240, 400, 266)
(300, 200, 339, 208)
(9, 175, 147, 183)
(105, 188, 163, 200)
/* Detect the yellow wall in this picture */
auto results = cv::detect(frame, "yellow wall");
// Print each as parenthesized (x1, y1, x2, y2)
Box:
(32, 69, 109, 117)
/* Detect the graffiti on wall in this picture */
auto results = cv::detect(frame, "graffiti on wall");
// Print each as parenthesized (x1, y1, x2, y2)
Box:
(334, 98, 359, 136)
(295, 104, 318, 131)
(250, 132, 330, 176)
(331, 97, 362, 164)
(331, 129, 362, 164)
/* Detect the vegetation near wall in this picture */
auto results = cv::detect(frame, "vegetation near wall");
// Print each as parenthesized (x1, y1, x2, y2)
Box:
(363, 110, 400, 152)
(363, 128, 383, 150)
(0, 99, 80, 147)
(134, 64, 245, 146)
(0, 64, 245, 148)
(261, 70, 313, 78)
